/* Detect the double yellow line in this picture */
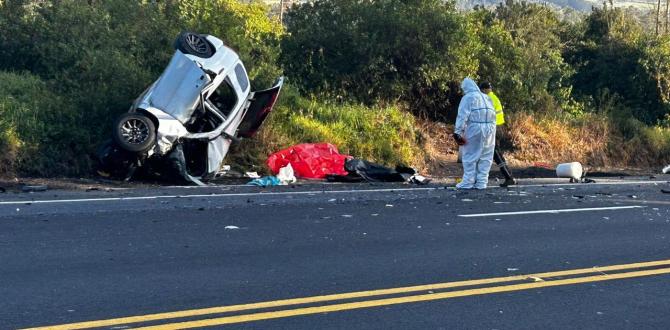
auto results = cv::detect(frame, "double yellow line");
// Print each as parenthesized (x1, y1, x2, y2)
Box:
(26, 259, 670, 330)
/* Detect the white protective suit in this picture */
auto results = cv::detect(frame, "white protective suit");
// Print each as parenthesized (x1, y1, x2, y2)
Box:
(454, 78, 496, 189)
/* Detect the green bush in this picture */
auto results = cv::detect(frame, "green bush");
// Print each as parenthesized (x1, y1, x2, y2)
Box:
(0, 0, 285, 176)
(281, 0, 479, 120)
(0, 71, 86, 176)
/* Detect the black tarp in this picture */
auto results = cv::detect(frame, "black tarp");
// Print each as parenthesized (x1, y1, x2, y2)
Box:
(326, 158, 416, 183)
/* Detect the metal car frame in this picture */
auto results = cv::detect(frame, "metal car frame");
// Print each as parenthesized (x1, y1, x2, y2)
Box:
(97, 32, 283, 185)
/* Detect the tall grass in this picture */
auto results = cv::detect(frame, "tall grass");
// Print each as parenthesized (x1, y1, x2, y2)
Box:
(227, 88, 425, 173)
(504, 112, 611, 165)
(613, 117, 670, 166)
(503, 111, 670, 168)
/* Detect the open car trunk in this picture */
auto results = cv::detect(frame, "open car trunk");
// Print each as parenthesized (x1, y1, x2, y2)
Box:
(237, 77, 284, 138)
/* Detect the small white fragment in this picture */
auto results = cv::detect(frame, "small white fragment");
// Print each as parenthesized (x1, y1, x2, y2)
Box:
(603, 217, 610, 220)
(494, 218, 502, 221)
(445, 223, 451, 226)
(371, 213, 379, 217)
(507, 268, 519, 272)
(529, 276, 544, 282)
(328, 198, 337, 202)
(67, 309, 75, 312)
(653, 208, 660, 211)
(16, 208, 20, 212)
(224, 226, 240, 230)
(417, 226, 422, 229)
(596, 312, 604, 315)
(461, 199, 473, 202)
(385, 204, 394, 207)
(494, 202, 511, 204)
(342, 215, 353, 218)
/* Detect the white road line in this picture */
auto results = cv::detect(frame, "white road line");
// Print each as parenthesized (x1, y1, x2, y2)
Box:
(519, 180, 668, 188)
(458, 205, 645, 218)
(0, 179, 665, 206)
(0, 187, 438, 206)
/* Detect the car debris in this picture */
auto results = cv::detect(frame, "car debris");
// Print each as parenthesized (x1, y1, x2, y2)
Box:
(556, 162, 583, 181)
(21, 185, 48, 192)
(97, 32, 284, 185)
(245, 172, 261, 179)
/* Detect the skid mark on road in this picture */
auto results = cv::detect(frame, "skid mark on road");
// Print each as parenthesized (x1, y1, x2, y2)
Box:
(24, 258, 670, 330)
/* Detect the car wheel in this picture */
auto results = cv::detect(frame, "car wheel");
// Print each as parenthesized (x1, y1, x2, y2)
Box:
(175, 32, 214, 58)
(113, 113, 156, 153)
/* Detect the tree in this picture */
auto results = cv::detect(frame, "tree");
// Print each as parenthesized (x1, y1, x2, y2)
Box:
(281, 0, 479, 120)
(566, 6, 670, 123)
(473, 0, 578, 114)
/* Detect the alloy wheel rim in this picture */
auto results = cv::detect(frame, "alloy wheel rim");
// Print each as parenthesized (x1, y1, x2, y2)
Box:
(120, 119, 149, 144)
(186, 34, 208, 54)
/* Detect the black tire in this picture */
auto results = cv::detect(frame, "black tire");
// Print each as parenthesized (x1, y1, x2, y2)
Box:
(112, 113, 156, 153)
(174, 32, 214, 58)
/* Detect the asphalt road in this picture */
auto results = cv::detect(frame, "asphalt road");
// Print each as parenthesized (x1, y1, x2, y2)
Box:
(2, 178, 670, 329)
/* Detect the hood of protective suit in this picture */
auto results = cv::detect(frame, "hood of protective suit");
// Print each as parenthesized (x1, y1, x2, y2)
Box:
(461, 77, 480, 94)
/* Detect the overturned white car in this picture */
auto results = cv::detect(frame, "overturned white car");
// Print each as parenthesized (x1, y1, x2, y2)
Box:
(97, 32, 283, 185)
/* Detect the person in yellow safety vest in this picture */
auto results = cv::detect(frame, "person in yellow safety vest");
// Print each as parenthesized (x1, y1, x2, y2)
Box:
(479, 81, 516, 187)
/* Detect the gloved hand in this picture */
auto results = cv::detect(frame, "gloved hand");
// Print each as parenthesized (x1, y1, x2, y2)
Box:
(452, 133, 466, 146)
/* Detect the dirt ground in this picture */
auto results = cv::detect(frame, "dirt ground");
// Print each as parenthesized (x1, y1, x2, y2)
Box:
(0, 118, 660, 193)
(0, 162, 659, 194)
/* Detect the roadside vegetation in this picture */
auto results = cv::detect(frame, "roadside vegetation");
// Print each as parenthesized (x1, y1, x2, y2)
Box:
(0, 0, 669, 178)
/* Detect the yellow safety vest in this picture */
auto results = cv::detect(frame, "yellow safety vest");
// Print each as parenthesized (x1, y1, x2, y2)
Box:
(488, 91, 505, 126)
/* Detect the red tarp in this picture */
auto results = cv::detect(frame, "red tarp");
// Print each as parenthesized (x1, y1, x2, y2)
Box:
(266, 143, 350, 179)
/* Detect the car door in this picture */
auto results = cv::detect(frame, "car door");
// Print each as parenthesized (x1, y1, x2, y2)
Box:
(150, 52, 212, 124)
(236, 77, 284, 138)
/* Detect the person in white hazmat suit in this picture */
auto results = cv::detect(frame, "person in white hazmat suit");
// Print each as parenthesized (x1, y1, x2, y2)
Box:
(453, 78, 497, 189)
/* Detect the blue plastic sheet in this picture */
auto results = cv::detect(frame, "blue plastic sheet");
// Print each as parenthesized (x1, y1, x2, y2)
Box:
(247, 176, 281, 187)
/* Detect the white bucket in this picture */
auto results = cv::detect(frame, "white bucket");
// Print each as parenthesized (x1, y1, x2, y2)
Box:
(556, 162, 583, 180)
